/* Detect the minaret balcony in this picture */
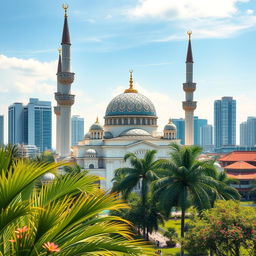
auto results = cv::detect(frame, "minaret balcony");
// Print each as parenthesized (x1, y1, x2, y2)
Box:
(183, 82, 196, 92)
(182, 101, 197, 111)
(55, 93, 75, 106)
(57, 72, 75, 85)
(54, 106, 60, 115)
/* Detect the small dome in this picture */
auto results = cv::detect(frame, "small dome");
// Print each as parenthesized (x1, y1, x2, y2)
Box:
(104, 131, 113, 139)
(164, 120, 176, 131)
(42, 172, 55, 181)
(86, 148, 96, 155)
(90, 117, 103, 131)
(214, 162, 223, 172)
(120, 128, 151, 137)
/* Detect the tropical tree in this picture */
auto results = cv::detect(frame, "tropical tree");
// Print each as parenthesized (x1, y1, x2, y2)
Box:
(153, 143, 219, 256)
(0, 146, 154, 255)
(185, 200, 256, 256)
(209, 170, 240, 206)
(112, 150, 162, 237)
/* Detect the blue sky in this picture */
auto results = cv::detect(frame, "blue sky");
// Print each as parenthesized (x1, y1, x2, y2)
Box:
(1, 0, 256, 145)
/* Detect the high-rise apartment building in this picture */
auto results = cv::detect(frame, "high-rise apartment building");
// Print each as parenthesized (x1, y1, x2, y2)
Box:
(194, 116, 207, 145)
(240, 117, 256, 147)
(8, 103, 24, 144)
(172, 116, 208, 145)
(200, 124, 213, 151)
(214, 97, 236, 148)
(0, 115, 3, 145)
(71, 115, 84, 146)
(8, 98, 52, 152)
(172, 118, 185, 144)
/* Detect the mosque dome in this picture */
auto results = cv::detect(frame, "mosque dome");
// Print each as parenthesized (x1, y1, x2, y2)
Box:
(120, 128, 151, 137)
(164, 120, 177, 131)
(214, 162, 223, 172)
(86, 148, 97, 155)
(42, 172, 55, 182)
(105, 93, 156, 117)
(90, 118, 103, 131)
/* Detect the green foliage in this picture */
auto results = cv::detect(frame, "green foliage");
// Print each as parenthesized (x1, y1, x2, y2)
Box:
(0, 147, 154, 255)
(185, 200, 256, 256)
(112, 150, 164, 238)
(36, 150, 55, 163)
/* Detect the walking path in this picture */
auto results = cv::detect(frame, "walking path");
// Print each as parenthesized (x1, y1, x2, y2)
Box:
(148, 231, 169, 247)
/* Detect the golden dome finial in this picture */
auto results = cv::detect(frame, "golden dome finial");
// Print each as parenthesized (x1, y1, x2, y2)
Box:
(57, 48, 62, 55)
(62, 3, 69, 17)
(124, 69, 138, 93)
(96, 116, 99, 123)
(187, 30, 192, 40)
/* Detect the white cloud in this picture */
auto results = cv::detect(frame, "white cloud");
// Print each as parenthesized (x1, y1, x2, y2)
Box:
(247, 9, 254, 15)
(127, 0, 256, 40)
(129, 0, 248, 19)
(154, 15, 256, 41)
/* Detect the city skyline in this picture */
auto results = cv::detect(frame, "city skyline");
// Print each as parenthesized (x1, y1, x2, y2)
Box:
(1, 1, 256, 145)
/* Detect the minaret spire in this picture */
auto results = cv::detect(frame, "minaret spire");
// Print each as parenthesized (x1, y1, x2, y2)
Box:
(182, 30, 197, 145)
(186, 31, 193, 63)
(61, 4, 71, 45)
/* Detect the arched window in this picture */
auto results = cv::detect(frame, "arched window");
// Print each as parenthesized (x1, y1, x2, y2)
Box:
(89, 164, 94, 169)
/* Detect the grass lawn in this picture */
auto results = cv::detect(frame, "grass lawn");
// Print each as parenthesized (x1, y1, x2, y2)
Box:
(161, 247, 180, 255)
(159, 219, 181, 233)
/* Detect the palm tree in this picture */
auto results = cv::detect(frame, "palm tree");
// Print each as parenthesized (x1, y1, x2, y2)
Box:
(112, 150, 162, 237)
(0, 147, 154, 255)
(153, 143, 219, 256)
(210, 170, 240, 205)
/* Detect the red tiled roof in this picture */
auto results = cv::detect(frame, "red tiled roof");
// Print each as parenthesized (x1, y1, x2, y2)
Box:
(219, 151, 256, 162)
(227, 172, 256, 180)
(224, 161, 256, 170)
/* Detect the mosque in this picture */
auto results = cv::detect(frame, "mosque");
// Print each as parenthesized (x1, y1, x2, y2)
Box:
(55, 6, 197, 190)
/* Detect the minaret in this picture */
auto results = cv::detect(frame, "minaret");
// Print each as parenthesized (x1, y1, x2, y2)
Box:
(182, 31, 197, 145)
(54, 4, 75, 158)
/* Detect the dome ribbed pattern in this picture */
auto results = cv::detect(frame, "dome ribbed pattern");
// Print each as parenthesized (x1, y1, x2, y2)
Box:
(105, 93, 156, 117)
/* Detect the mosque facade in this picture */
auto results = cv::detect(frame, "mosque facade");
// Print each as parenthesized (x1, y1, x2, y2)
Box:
(73, 71, 179, 190)
(55, 7, 196, 190)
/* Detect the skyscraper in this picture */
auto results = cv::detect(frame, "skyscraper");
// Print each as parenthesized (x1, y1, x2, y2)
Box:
(172, 118, 185, 144)
(182, 31, 197, 145)
(200, 124, 213, 151)
(0, 115, 3, 145)
(71, 115, 84, 146)
(8, 98, 52, 152)
(214, 97, 236, 148)
(25, 98, 52, 152)
(240, 117, 256, 147)
(8, 103, 24, 144)
(54, 5, 75, 158)
(194, 116, 207, 145)
(172, 116, 208, 145)
(240, 121, 248, 146)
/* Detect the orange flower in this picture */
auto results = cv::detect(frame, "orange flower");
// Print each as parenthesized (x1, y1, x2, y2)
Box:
(9, 239, 16, 243)
(14, 226, 29, 239)
(43, 242, 60, 253)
